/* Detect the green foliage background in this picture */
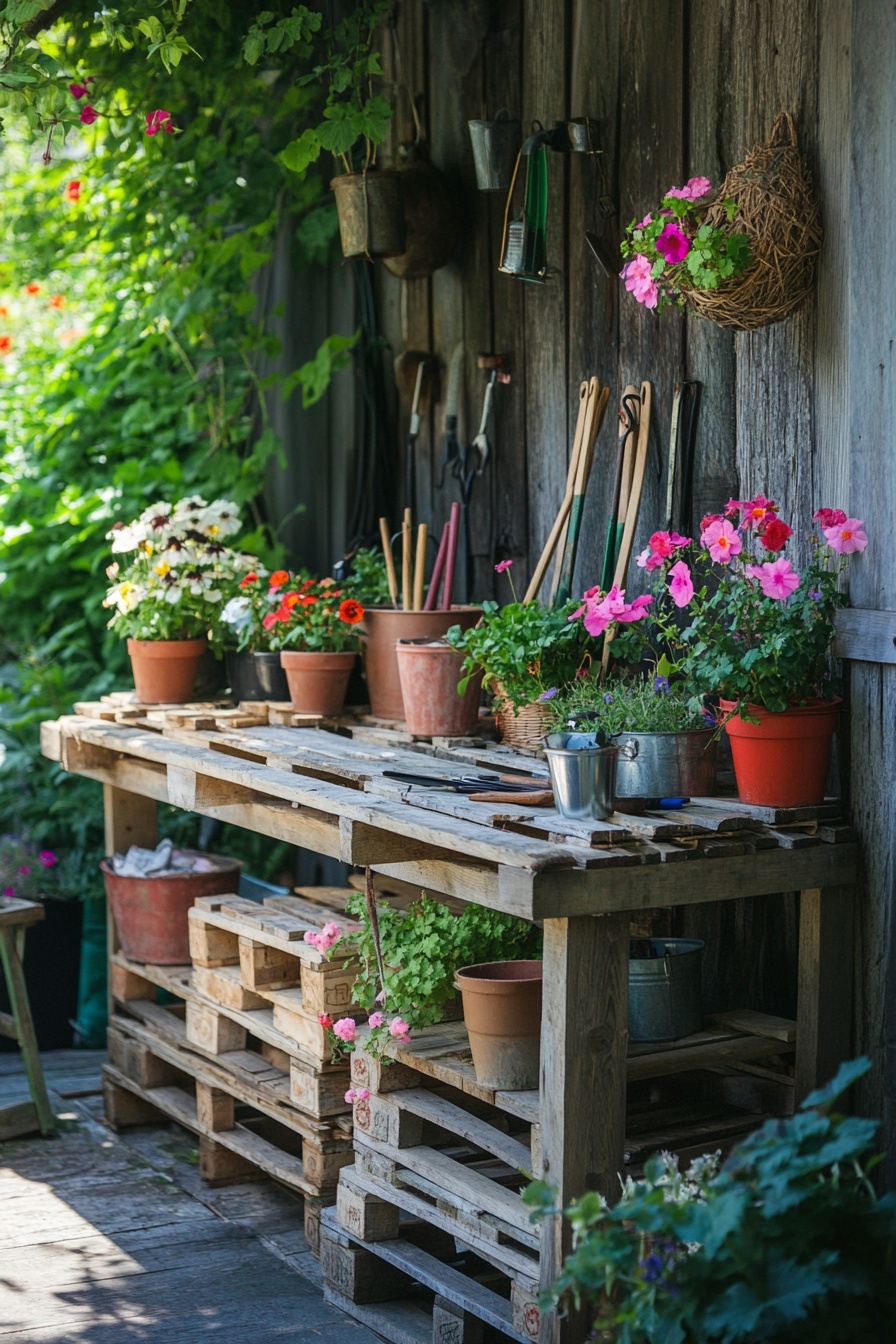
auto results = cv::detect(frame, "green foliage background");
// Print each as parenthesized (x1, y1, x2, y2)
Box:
(0, 2, 355, 894)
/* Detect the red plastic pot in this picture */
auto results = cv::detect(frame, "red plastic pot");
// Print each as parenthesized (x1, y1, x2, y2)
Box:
(280, 650, 356, 715)
(395, 641, 483, 737)
(101, 851, 242, 964)
(720, 697, 842, 806)
(127, 637, 207, 705)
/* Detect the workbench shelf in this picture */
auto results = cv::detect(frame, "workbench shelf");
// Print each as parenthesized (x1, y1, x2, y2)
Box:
(42, 700, 859, 1344)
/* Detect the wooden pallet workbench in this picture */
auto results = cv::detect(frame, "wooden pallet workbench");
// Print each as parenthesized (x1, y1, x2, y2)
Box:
(42, 703, 859, 1344)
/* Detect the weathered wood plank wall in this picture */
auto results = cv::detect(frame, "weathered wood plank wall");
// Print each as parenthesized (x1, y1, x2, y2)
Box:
(366, 0, 894, 1181)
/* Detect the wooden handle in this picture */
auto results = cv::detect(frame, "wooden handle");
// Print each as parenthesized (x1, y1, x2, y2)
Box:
(527, 381, 590, 605)
(402, 508, 412, 612)
(549, 380, 594, 602)
(413, 523, 428, 611)
(601, 381, 652, 680)
(423, 521, 450, 611)
(379, 517, 399, 607)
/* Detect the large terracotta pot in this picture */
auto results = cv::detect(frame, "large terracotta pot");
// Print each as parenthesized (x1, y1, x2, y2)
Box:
(101, 851, 242, 964)
(360, 607, 480, 721)
(395, 641, 483, 737)
(720, 697, 842, 806)
(127, 637, 207, 705)
(280, 650, 356, 715)
(225, 649, 289, 703)
(455, 960, 543, 1091)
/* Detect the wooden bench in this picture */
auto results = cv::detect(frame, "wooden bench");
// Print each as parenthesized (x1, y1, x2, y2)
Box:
(0, 897, 56, 1139)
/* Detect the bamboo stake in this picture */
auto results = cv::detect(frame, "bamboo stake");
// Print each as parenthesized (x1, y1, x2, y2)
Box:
(401, 507, 412, 611)
(378, 516, 399, 607)
(413, 523, 428, 611)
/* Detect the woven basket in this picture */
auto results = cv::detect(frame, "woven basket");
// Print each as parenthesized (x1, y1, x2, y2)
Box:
(494, 698, 553, 752)
(683, 111, 822, 331)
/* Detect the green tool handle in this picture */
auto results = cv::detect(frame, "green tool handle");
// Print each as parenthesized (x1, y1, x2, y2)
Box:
(554, 493, 586, 606)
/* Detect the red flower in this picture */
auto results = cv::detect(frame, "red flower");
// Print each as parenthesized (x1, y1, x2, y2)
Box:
(700, 512, 722, 532)
(49, 295, 65, 309)
(760, 517, 793, 552)
(69, 78, 94, 100)
(0, 336, 12, 356)
(261, 611, 280, 630)
(64, 181, 81, 203)
(239, 572, 258, 588)
(318, 1013, 333, 1028)
(269, 569, 289, 588)
(338, 599, 364, 625)
(25, 283, 41, 295)
(79, 105, 99, 126)
(282, 592, 301, 610)
(145, 109, 175, 137)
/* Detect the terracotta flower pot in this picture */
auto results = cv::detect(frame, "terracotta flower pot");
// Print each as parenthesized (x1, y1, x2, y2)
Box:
(395, 641, 483, 737)
(100, 851, 242, 964)
(127, 637, 207, 705)
(359, 607, 480, 721)
(720, 697, 842, 806)
(280, 650, 357, 715)
(455, 960, 543, 1091)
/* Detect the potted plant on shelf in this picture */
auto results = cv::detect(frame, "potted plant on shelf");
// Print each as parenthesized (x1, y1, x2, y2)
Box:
(219, 567, 293, 703)
(104, 497, 249, 704)
(446, 562, 589, 751)
(640, 500, 868, 807)
(268, 578, 365, 715)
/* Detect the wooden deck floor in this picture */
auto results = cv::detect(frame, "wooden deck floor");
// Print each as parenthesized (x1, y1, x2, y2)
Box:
(0, 1050, 380, 1342)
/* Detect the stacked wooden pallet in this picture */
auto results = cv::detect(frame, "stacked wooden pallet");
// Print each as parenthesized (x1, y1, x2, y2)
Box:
(323, 1013, 797, 1343)
(104, 890, 363, 1251)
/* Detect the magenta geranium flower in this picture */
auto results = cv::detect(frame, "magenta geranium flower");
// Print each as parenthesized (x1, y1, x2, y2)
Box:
(700, 517, 742, 564)
(69, 80, 93, 100)
(636, 548, 664, 571)
(145, 109, 175, 137)
(656, 222, 691, 265)
(823, 518, 868, 554)
(668, 560, 694, 608)
(813, 507, 847, 529)
(494, 559, 513, 573)
(648, 530, 690, 558)
(746, 558, 801, 600)
(39, 851, 57, 867)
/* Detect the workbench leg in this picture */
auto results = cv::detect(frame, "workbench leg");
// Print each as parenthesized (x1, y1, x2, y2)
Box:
(538, 913, 629, 1344)
(0, 928, 56, 1136)
(103, 785, 159, 1017)
(795, 886, 855, 1104)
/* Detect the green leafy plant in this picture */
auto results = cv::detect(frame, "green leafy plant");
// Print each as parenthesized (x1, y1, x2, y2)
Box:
(548, 674, 711, 736)
(343, 546, 394, 607)
(524, 1057, 896, 1344)
(446, 599, 588, 711)
(621, 177, 751, 314)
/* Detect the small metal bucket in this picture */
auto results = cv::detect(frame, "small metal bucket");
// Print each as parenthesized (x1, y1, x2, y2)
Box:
(468, 110, 521, 191)
(544, 735, 619, 821)
(616, 728, 718, 799)
(629, 937, 704, 1042)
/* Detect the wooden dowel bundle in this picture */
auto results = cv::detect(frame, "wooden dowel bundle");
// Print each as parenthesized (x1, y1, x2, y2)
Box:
(442, 502, 461, 611)
(379, 516, 399, 606)
(401, 507, 412, 611)
(378, 503, 459, 612)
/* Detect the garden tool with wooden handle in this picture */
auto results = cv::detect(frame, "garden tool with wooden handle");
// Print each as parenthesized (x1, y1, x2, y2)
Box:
(600, 384, 641, 594)
(552, 380, 611, 605)
(600, 380, 652, 678)
(523, 380, 592, 604)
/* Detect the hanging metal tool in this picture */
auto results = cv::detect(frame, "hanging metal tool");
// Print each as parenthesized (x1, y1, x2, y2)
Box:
(499, 124, 551, 282)
(664, 380, 702, 536)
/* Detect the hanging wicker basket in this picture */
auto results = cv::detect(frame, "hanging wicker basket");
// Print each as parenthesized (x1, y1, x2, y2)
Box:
(683, 111, 822, 331)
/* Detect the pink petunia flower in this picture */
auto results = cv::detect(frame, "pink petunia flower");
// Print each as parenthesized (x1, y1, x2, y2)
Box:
(823, 518, 868, 554)
(621, 254, 659, 310)
(636, 548, 664, 571)
(813, 507, 847, 529)
(344, 1088, 357, 1104)
(79, 106, 99, 125)
(580, 585, 653, 637)
(367, 1012, 384, 1029)
(69, 82, 91, 100)
(494, 559, 514, 573)
(746, 558, 801, 600)
(145, 109, 175, 137)
(39, 851, 56, 867)
(333, 1018, 357, 1044)
(700, 517, 742, 564)
(18, 865, 30, 875)
(668, 560, 694, 608)
(389, 1016, 411, 1043)
(665, 176, 712, 201)
(739, 495, 778, 529)
(3, 886, 14, 897)
(634, 212, 653, 230)
(656, 222, 691, 265)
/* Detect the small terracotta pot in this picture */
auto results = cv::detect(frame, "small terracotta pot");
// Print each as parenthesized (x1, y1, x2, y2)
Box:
(101, 851, 242, 964)
(395, 641, 483, 737)
(359, 607, 481, 721)
(455, 960, 543, 1091)
(280, 650, 357, 715)
(127, 637, 207, 705)
(720, 697, 842, 806)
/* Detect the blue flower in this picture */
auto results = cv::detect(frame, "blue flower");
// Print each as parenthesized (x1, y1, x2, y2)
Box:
(654, 675, 670, 694)
(603, 692, 614, 704)
(640, 1252, 665, 1283)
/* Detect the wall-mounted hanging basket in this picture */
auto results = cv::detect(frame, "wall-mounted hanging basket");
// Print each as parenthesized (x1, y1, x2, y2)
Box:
(684, 112, 822, 331)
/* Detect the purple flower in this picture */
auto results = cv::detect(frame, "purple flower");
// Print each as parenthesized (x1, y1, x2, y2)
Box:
(538, 687, 558, 702)
(495, 559, 514, 574)
(602, 693, 614, 705)
(809, 588, 822, 600)
(656, 222, 691, 265)
(640, 1252, 665, 1283)
(654, 676, 670, 694)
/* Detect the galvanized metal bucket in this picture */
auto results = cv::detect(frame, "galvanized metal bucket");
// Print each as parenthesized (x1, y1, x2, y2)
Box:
(468, 110, 521, 191)
(544, 736, 619, 821)
(629, 937, 705, 1042)
(616, 728, 718, 799)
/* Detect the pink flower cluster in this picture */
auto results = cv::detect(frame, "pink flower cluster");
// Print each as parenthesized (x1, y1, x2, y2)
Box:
(344, 1087, 370, 1104)
(326, 1012, 412, 1048)
(621, 254, 658, 310)
(333, 1017, 357, 1043)
(636, 530, 689, 571)
(814, 508, 867, 554)
(304, 922, 341, 953)
(665, 177, 712, 201)
(146, 110, 175, 137)
(572, 584, 652, 638)
(745, 558, 800, 600)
